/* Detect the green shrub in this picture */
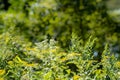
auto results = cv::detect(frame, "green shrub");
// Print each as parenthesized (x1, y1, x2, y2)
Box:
(0, 0, 120, 79)
(0, 33, 120, 80)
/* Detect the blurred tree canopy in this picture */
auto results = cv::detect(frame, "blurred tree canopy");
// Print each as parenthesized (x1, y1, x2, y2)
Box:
(0, 0, 120, 55)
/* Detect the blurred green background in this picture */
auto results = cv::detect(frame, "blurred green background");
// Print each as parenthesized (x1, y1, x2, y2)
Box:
(0, 0, 120, 57)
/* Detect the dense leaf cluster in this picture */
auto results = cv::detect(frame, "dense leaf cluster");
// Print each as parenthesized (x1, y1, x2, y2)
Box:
(0, 0, 120, 79)
(0, 32, 120, 80)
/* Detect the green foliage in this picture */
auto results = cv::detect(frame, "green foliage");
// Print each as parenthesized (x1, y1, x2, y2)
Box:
(0, 33, 120, 80)
(0, 0, 120, 80)
(0, 0, 119, 51)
